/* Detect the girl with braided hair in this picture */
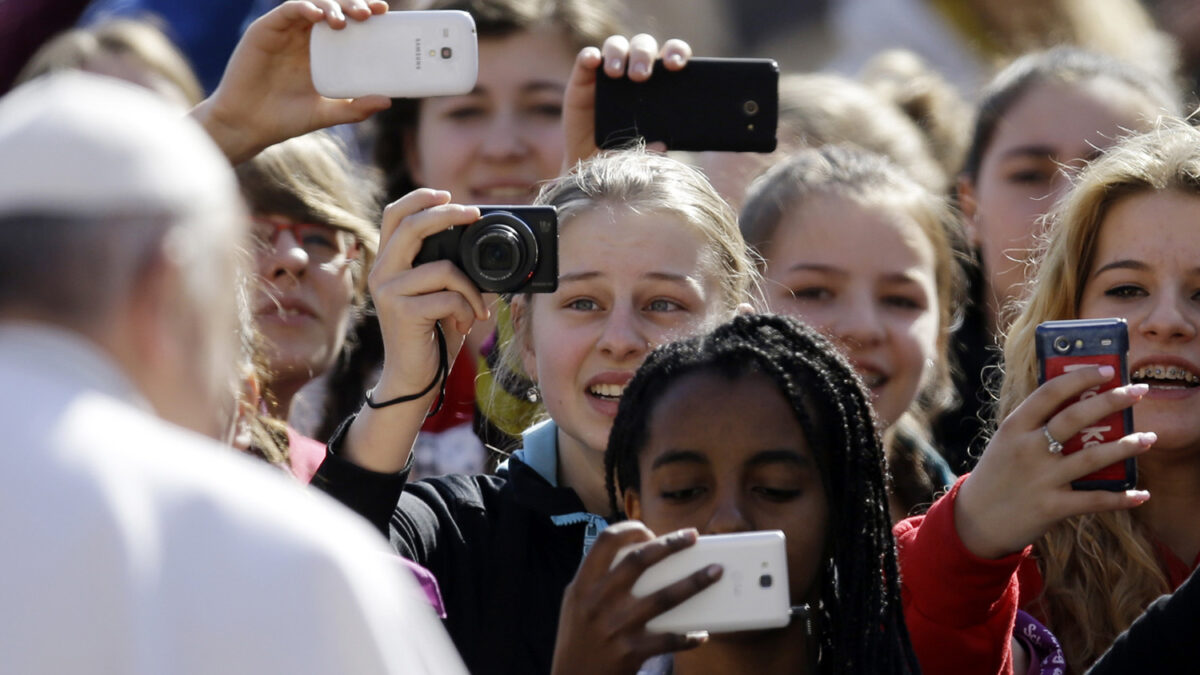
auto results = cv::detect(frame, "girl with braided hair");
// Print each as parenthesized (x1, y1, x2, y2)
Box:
(552, 313, 921, 675)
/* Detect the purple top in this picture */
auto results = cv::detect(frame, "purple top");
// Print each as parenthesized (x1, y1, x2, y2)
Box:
(1014, 610, 1066, 675)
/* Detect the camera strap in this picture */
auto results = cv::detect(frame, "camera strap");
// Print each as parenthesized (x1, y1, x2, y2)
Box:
(364, 322, 449, 417)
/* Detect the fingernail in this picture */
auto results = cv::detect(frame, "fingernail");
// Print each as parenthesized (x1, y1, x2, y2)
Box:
(1098, 365, 1115, 378)
(1126, 489, 1150, 504)
(668, 53, 685, 67)
(1127, 383, 1150, 396)
(1138, 431, 1157, 447)
(608, 58, 622, 71)
(633, 62, 650, 77)
(705, 564, 722, 580)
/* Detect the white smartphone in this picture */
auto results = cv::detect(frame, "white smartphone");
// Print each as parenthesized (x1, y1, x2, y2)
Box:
(615, 530, 791, 634)
(310, 11, 478, 99)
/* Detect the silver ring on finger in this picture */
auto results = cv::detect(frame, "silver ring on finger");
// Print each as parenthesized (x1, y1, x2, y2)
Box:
(1043, 425, 1064, 455)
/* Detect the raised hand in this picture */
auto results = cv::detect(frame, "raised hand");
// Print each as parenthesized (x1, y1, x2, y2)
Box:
(955, 365, 1153, 559)
(561, 34, 692, 170)
(192, 0, 392, 164)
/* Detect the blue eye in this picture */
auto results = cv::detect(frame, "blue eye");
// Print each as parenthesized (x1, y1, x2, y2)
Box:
(790, 287, 831, 301)
(566, 298, 600, 311)
(646, 298, 682, 312)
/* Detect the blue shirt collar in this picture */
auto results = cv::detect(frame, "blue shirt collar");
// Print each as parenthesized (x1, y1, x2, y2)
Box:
(506, 418, 559, 486)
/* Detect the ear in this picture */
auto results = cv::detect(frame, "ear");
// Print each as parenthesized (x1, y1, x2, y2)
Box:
(623, 488, 643, 521)
(956, 175, 980, 248)
(510, 296, 538, 382)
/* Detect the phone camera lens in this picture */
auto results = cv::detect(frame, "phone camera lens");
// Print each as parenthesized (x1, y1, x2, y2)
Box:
(759, 574, 772, 588)
(743, 100, 759, 116)
(441, 47, 453, 59)
(1053, 336, 1072, 353)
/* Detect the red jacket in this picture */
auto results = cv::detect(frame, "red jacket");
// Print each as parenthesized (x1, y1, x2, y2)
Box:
(894, 476, 1197, 675)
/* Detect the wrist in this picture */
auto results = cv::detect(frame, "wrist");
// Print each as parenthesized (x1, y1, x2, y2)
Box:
(190, 96, 258, 165)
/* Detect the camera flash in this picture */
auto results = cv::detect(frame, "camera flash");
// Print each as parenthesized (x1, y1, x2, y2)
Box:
(1076, 339, 1084, 348)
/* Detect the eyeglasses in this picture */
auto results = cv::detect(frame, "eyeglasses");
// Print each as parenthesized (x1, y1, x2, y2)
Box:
(252, 217, 357, 264)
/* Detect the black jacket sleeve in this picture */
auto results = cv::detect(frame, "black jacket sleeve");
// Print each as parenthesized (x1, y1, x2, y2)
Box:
(310, 413, 413, 536)
(1086, 566, 1200, 673)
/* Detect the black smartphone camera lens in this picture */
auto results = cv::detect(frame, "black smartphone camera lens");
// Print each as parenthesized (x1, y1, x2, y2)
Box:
(759, 574, 773, 588)
(441, 47, 453, 59)
(1053, 335, 1072, 353)
(743, 100, 759, 116)
(413, 206, 558, 294)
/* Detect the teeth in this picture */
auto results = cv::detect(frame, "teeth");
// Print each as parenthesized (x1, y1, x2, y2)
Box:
(589, 383, 626, 399)
(1131, 365, 1200, 384)
(859, 373, 885, 388)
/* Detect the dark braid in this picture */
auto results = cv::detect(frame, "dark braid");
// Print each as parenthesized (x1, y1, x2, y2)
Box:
(605, 313, 921, 675)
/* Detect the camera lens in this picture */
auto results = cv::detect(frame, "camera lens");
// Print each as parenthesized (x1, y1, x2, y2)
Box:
(743, 100, 759, 116)
(461, 211, 540, 292)
(759, 574, 773, 588)
(441, 47, 453, 59)
(476, 233, 518, 274)
(1053, 336, 1071, 353)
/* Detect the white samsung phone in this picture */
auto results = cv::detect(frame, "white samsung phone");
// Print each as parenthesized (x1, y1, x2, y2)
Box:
(616, 530, 791, 634)
(310, 11, 478, 99)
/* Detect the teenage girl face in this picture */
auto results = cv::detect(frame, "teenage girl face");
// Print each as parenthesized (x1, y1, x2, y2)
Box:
(1077, 190, 1200, 455)
(961, 77, 1161, 327)
(520, 205, 729, 459)
(251, 216, 358, 394)
(625, 370, 830, 607)
(406, 29, 575, 205)
(763, 194, 940, 429)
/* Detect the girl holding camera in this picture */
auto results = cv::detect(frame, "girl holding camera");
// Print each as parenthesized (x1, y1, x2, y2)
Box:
(315, 144, 758, 675)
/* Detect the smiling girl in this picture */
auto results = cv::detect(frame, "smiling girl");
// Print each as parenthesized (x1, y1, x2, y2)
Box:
(897, 118, 1200, 673)
(740, 145, 964, 521)
(313, 147, 758, 675)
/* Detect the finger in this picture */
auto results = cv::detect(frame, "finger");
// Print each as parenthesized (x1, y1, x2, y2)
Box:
(623, 563, 722, 628)
(372, 259, 489, 322)
(379, 189, 451, 246)
(336, 0, 372, 21)
(626, 34, 659, 81)
(561, 46, 603, 170)
(314, 95, 392, 125)
(1014, 365, 1119, 427)
(373, 203, 483, 286)
(366, 0, 388, 14)
(1045, 383, 1148, 444)
(259, 0, 325, 31)
(601, 35, 632, 78)
(379, 289, 479, 343)
(605, 528, 701, 591)
(628, 630, 708, 658)
(1055, 431, 1155, 484)
(308, 0, 347, 26)
(1049, 485, 1151, 521)
(574, 521, 658, 581)
(645, 141, 668, 154)
(660, 39, 692, 70)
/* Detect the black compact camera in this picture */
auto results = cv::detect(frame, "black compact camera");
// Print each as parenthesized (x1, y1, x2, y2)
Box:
(413, 206, 557, 293)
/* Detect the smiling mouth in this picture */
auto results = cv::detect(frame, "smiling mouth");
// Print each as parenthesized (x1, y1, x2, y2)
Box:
(588, 383, 627, 401)
(1131, 364, 1200, 389)
(858, 372, 887, 389)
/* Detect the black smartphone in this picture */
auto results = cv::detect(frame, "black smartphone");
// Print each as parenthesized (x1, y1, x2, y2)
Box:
(1036, 318, 1136, 491)
(412, 206, 557, 294)
(594, 57, 779, 153)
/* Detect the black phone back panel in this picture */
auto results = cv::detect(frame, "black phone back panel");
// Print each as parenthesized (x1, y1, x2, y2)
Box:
(594, 58, 779, 153)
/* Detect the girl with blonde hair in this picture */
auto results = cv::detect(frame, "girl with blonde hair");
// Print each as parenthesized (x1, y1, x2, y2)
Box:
(897, 117, 1200, 673)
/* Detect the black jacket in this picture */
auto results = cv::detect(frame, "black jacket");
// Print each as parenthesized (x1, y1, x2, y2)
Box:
(313, 419, 604, 675)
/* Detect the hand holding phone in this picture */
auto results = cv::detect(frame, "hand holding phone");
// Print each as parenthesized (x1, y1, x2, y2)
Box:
(1036, 318, 1137, 490)
(614, 530, 791, 634)
(552, 523, 719, 675)
(310, 11, 478, 99)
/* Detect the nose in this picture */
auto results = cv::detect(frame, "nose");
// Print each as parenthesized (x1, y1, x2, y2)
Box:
(260, 229, 309, 281)
(827, 292, 885, 351)
(478, 110, 528, 161)
(704, 492, 753, 535)
(1140, 289, 1198, 342)
(596, 304, 648, 362)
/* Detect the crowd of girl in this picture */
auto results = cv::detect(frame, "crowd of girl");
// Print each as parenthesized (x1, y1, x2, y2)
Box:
(19, 0, 1200, 672)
